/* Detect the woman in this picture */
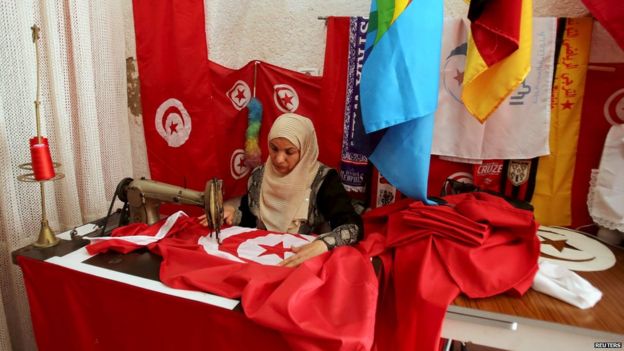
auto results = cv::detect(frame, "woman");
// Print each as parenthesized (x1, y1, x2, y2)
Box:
(201, 113, 362, 267)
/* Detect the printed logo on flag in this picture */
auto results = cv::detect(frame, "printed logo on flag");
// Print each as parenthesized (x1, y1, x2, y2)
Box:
(604, 88, 624, 126)
(507, 160, 531, 186)
(230, 148, 250, 180)
(448, 171, 473, 184)
(227, 80, 252, 110)
(442, 43, 467, 104)
(273, 84, 299, 112)
(155, 98, 192, 147)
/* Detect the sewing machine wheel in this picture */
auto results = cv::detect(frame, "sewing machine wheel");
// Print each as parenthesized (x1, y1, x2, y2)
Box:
(204, 178, 224, 234)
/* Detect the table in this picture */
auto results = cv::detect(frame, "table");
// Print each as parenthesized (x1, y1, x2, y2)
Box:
(14, 222, 624, 351)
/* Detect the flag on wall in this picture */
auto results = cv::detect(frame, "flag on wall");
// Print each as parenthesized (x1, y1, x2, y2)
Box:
(461, 0, 532, 122)
(532, 18, 593, 226)
(360, 0, 443, 202)
(432, 18, 556, 161)
(582, 0, 624, 51)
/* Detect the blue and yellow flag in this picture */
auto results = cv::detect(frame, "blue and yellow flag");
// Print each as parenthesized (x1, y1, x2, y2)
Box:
(360, 0, 443, 202)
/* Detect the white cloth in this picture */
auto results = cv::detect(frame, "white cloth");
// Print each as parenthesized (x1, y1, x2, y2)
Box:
(432, 18, 556, 161)
(532, 260, 602, 309)
(588, 124, 624, 232)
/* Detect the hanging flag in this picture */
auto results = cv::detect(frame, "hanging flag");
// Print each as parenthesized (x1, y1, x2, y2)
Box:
(461, 0, 532, 122)
(323, 17, 373, 199)
(254, 61, 342, 169)
(360, 0, 444, 202)
(134, 0, 251, 209)
(582, 0, 624, 51)
(532, 18, 593, 226)
(432, 18, 556, 161)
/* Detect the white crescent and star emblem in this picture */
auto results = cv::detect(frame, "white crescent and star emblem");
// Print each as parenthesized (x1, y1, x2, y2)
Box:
(603, 88, 624, 126)
(155, 98, 192, 147)
(227, 80, 251, 110)
(447, 171, 473, 184)
(538, 226, 615, 272)
(273, 84, 299, 113)
(230, 148, 250, 180)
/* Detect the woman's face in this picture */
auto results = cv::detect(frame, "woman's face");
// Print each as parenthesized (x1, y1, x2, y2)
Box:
(269, 137, 301, 175)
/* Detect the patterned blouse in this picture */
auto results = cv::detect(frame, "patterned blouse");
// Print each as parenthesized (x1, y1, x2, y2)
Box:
(229, 164, 362, 249)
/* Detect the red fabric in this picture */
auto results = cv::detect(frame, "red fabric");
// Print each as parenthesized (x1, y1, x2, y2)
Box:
(320, 16, 350, 163)
(582, 0, 624, 50)
(18, 256, 291, 351)
(361, 192, 540, 351)
(86, 217, 377, 351)
(467, 0, 523, 66)
(571, 63, 624, 228)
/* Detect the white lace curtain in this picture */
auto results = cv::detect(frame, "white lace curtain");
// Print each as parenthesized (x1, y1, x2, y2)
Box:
(0, 1, 133, 349)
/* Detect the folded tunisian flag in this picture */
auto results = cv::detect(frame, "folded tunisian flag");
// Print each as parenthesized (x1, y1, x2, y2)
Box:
(86, 216, 377, 351)
(361, 192, 540, 351)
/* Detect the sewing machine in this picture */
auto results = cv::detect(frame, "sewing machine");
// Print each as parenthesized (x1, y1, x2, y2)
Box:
(114, 177, 224, 239)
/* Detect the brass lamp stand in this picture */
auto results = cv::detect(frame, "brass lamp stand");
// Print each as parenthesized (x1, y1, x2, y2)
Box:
(17, 25, 65, 248)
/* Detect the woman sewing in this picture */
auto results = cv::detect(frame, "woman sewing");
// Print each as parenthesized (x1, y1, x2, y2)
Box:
(200, 113, 362, 267)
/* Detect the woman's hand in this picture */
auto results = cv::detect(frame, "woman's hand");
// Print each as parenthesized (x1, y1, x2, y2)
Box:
(279, 240, 328, 267)
(198, 205, 236, 227)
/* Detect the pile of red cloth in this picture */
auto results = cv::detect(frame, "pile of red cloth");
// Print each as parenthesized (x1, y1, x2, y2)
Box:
(360, 192, 540, 351)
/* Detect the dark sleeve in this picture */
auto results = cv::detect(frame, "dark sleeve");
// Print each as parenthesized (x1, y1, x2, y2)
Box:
(237, 193, 257, 228)
(316, 169, 363, 244)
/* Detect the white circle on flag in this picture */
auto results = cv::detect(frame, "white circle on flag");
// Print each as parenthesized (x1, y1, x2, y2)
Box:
(227, 80, 251, 110)
(448, 171, 473, 184)
(230, 148, 250, 180)
(155, 98, 192, 147)
(603, 88, 624, 126)
(273, 84, 299, 113)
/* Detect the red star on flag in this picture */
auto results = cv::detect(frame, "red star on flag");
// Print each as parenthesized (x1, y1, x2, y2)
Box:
(561, 100, 574, 110)
(454, 69, 464, 85)
(235, 88, 246, 102)
(281, 94, 293, 107)
(258, 241, 292, 259)
(169, 122, 178, 133)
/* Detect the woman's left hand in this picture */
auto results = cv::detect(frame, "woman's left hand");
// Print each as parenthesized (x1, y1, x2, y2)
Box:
(279, 240, 328, 267)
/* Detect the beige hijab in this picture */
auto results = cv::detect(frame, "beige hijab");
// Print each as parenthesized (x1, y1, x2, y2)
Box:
(260, 113, 321, 233)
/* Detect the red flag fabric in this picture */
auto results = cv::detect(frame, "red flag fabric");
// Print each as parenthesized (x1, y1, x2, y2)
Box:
(255, 62, 342, 169)
(86, 216, 377, 351)
(467, 0, 522, 66)
(582, 0, 624, 50)
(134, 0, 250, 207)
(571, 63, 624, 228)
(362, 192, 540, 351)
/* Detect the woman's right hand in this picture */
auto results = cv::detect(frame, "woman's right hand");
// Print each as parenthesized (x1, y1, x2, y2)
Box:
(198, 204, 236, 227)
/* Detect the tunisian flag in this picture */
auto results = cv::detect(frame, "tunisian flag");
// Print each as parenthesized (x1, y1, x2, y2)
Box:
(134, 0, 226, 193)
(86, 215, 378, 351)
